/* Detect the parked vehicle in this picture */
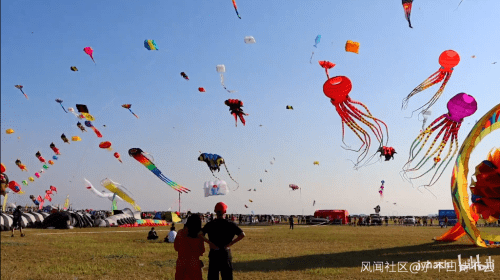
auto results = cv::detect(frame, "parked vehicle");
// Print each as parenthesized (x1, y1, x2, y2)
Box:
(404, 216, 416, 225)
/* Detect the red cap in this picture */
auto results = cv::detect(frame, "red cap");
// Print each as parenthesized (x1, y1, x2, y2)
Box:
(214, 202, 227, 214)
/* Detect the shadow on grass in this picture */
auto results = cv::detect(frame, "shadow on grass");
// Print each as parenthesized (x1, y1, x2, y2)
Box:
(234, 242, 500, 272)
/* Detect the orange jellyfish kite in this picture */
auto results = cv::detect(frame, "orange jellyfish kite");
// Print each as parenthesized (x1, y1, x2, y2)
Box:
(402, 50, 460, 115)
(319, 61, 389, 167)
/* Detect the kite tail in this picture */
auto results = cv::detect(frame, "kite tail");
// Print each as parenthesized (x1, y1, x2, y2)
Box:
(210, 170, 222, 181)
(19, 89, 29, 100)
(309, 52, 314, 64)
(60, 104, 68, 113)
(223, 163, 239, 190)
(402, 70, 445, 110)
(91, 127, 103, 138)
(129, 109, 139, 119)
(153, 168, 190, 193)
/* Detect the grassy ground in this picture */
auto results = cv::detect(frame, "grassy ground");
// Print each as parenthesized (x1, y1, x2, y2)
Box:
(1, 224, 500, 279)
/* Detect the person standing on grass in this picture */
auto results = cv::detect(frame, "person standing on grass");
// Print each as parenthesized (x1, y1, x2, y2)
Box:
(289, 215, 294, 230)
(200, 202, 245, 280)
(11, 206, 25, 237)
(174, 214, 205, 280)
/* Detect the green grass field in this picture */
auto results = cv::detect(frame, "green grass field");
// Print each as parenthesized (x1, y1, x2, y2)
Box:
(2, 224, 500, 279)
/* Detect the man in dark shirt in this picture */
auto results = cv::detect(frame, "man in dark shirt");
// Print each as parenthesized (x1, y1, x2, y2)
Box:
(147, 227, 158, 240)
(11, 206, 25, 237)
(289, 215, 294, 230)
(201, 202, 245, 280)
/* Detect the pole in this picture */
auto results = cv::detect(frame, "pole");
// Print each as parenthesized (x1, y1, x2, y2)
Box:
(179, 192, 181, 213)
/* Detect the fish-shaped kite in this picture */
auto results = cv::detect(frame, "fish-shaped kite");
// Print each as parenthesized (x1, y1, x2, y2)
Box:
(84, 47, 95, 63)
(121, 104, 139, 119)
(15, 85, 28, 100)
(314, 35, 321, 48)
(128, 148, 190, 193)
(101, 178, 141, 211)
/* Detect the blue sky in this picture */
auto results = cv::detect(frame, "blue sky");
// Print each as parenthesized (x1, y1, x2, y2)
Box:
(1, 1, 499, 215)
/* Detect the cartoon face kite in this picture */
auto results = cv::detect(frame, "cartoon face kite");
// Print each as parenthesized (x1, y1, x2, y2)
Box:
(319, 61, 389, 167)
(128, 148, 190, 193)
(35, 151, 46, 163)
(15, 159, 27, 172)
(402, 50, 460, 115)
(225, 99, 248, 127)
(402, 93, 477, 187)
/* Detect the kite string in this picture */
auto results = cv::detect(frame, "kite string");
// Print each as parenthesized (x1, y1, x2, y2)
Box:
(223, 163, 239, 190)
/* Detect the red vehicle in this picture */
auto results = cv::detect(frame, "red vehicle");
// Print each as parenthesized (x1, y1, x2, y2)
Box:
(314, 210, 349, 224)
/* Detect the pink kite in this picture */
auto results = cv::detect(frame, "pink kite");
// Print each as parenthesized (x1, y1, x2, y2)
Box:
(84, 47, 95, 64)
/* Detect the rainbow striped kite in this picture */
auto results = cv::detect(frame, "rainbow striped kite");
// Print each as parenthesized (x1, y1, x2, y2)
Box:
(128, 148, 190, 193)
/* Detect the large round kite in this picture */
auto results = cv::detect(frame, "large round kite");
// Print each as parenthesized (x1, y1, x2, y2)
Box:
(436, 103, 500, 247)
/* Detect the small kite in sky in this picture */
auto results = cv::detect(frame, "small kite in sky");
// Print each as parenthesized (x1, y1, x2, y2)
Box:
(61, 133, 70, 144)
(244, 36, 255, 44)
(402, 93, 477, 187)
(6, 129, 14, 134)
(71, 136, 81, 141)
(345, 40, 360, 54)
(114, 152, 122, 163)
(144, 39, 159, 50)
(15, 159, 28, 172)
(286, 105, 293, 110)
(198, 87, 206, 92)
(55, 99, 67, 113)
(314, 35, 321, 48)
(216, 65, 237, 93)
(121, 104, 139, 119)
(402, 50, 460, 115)
(402, 0, 413, 28)
(225, 99, 248, 127)
(232, 0, 241, 19)
(15, 85, 28, 100)
(128, 148, 190, 193)
(85, 121, 103, 138)
(377, 146, 396, 161)
(50, 142, 61, 155)
(77, 122, 87, 132)
(180, 72, 189, 80)
(35, 151, 46, 163)
(84, 47, 95, 63)
(70, 66, 78, 71)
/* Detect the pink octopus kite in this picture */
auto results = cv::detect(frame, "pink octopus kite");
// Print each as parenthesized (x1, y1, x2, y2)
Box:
(319, 61, 389, 167)
(402, 93, 477, 188)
